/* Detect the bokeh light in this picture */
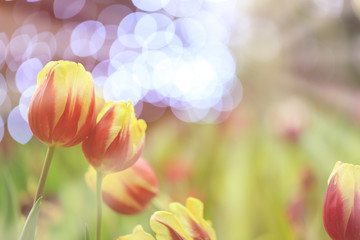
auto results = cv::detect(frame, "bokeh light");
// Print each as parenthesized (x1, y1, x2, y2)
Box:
(53, 0, 86, 19)
(0, 0, 240, 141)
(98, 4, 132, 25)
(174, 18, 207, 50)
(132, 0, 170, 12)
(15, 58, 42, 93)
(0, 73, 7, 106)
(163, 0, 204, 17)
(71, 20, 106, 57)
(0, 116, 3, 142)
(103, 64, 143, 105)
(117, 12, 147, 48)
(19, 85, 36, 122)
(134, 13, 175, 49)
(0, 33, 7, 69)
(7, 106, 33, 144)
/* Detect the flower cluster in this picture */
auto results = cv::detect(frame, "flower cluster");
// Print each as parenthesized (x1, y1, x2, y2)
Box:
(24, 60, 152, 239)
(28, 60, 147, 174)
(25, 60, 217, 240)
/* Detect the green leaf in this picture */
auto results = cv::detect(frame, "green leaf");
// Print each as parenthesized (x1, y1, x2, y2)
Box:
(1, 172, 17, 226)
(0, 172, 18, 239)
(84, 225, 91, 240)
(18, 197, 42, 240)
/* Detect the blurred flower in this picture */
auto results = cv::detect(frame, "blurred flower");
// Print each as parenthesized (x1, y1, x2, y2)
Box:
(86, 158, 159, 215)
(117, 225, 155, 240)
(28, 60, 96, 147)
(150, 197, 216, 240)
(164, 158, 192, 183)
(82, 101, 147, 173)
(117, 197, 216, 240)
(323, 161, 360, 240)
(286, 167, 316, 239)
(268, 97, 309, 142)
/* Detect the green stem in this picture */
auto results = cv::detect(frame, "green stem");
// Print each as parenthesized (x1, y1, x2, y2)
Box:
(96, 170, 103, 240)
(33, 146, 55, 204)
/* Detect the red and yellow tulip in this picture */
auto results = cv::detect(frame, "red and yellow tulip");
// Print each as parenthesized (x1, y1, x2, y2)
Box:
(151, 197, 216, 240)
(82, 100, 146, 173)
(323, 161, 360, 240)
(86, 158, 159, 215)
(28, 60, 96, 147)
(117, 197, 216, 240)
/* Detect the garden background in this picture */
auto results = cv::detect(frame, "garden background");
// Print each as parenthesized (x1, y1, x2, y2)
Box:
(0, 0, 359, 239)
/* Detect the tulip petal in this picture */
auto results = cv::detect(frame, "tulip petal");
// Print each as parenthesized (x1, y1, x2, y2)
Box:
(323, 174, 347, 239)
(117, 225, 155, 240)
(169, 200, 212, 240)
(345, 192, 360, 239)
(185, 198, 216, 240)
(36, 61, 58, 87)
(151, 211, 190, 240)
(52, 64, 95, 146)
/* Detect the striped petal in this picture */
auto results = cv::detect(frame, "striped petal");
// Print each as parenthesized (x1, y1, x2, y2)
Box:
(151, 211, 190, 240)
(150, 198, 216, 240)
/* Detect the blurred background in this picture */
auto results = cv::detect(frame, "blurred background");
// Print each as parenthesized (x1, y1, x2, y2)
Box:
(1, 0, 360, 239)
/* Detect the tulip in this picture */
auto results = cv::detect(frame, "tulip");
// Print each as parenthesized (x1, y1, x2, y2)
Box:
(82, 100, 146, 240)
(27, 60, 96, 202)
(28, 60, 96, 147)
(117, 197, 216, 240)
(151, 197, 216, 240)
(323, 161, 360, 240)
(20, 60, 96, 239)
(86, 158, 159, 215)
(82, 100, 146, 173)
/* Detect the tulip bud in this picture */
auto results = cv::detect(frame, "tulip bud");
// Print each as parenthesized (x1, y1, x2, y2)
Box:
(323, 161, 360, 240)
(82, 101, 146, 173)
(28, 60, 96, 147)
(86, 158, 159, 215)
